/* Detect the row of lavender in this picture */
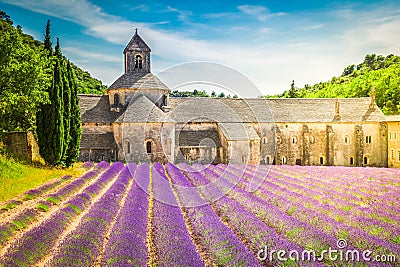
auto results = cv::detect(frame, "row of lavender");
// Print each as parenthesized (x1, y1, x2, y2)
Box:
(1, 162, 398, 266)
(208, 164, 399, 266)
(49, 163, 136, 266)
(0, 161, 94, 213)
(0, 162, 106, 248)
(241, 164, 400, 251)
(0, 161, 120, 266)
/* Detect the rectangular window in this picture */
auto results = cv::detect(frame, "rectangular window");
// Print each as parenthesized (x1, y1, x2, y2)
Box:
(389, 132, 392, 140)
(365, 136, 372, 144)
(391, 149, 395, 161)
(398, 150, 400, 161)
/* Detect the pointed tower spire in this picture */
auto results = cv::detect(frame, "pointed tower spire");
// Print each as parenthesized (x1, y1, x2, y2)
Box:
(123, 29, 151, 73)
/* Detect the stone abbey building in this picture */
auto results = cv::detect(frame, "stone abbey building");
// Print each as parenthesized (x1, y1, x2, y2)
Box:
(78, 31, 389, 167)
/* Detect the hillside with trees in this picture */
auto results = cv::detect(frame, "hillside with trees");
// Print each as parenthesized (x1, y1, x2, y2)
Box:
(0, 11, 106, 129)
(273, 54, 400, 115)
(0, 11, 97, 165)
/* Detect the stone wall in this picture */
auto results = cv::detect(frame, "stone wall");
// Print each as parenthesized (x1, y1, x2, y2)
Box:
(388, 121, 400, 167)
(270, 122, 387, 167)
(1, 132, 42, 163)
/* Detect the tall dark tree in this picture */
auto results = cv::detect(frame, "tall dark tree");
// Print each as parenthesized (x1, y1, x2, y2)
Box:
(65, 61, 82, 166)
(288, 80, 298, 98)
(37, 23, 65, 165)
(36, 57, 65, 165)
(44, 20, 52, 54)
(55, 38, 71, 163)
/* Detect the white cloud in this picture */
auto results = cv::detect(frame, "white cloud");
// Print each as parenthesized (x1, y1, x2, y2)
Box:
(237, 5, 285, 22)
(2, 0, 400, 95)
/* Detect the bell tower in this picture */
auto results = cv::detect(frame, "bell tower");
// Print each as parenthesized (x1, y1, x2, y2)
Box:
(124, 29, 151, 73)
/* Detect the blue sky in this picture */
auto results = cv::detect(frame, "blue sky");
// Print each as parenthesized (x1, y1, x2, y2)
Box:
(1, 0, 400, 95)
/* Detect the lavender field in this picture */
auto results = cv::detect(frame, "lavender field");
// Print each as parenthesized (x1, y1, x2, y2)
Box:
(0, 162, 399, 266)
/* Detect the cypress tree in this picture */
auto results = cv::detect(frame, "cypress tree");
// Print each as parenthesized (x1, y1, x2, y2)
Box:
(36, 23, 64, 165)
(66, 61, 82, 166)
(44, 20, 52, 54)
(55, 38, 71, 164)
(37, 57, 64, 165)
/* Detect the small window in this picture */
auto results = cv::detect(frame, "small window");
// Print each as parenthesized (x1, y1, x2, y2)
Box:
(262, 137, 267, 144)
(292, 137, 297, 144)
(309, 136, 315, 144)
(146, 140, 152, 154)
(320, 157, 324, 165)
(364, 156, 368, 165)
(281, 156, 286, 164)
(389, 132, 392, 140)
(344, 135, 349, 144)
(135, 55, 143, 69)
(126, 141, 131, 154)
(398, 150, 400, 161)
(391, 149, 395, 160)
(350, 157, 354, 165)
(114, 94, 120, 105)
(365, 136, 372, 144)
(242, 155, 246, 163)
(265, 156, 270, 165)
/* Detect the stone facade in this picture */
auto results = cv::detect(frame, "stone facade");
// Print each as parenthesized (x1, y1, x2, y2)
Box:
(78, 31, 394, 167)
(386, 115, 400, 167)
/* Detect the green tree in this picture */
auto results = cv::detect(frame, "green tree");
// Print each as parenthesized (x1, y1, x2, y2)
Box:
(44, 20, 52, 54)
(288, 80, 298, 98)
(55, 38, 71, 163)
(36, 57, 65, 165)
(0, 26, 50, 132)
(65, 61, 81, 166)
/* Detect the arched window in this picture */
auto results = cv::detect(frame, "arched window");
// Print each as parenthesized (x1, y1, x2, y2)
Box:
(281, 156, 286, 164)
(350, 157, 354, 165)
(265, 156, 270, 165)
(262, 137, 267, 144)
(398, 150, 400, 161)
(242, 155, 246, 163)
(126, 141, 131, 154)
(135, 55, 143, 69)
(292, 136, 297, 144)
(146, 140, 152, 154)
(344, 135, 349, 144)
(320, 156, 324, 165)
(363, 156, 368, 165)
(114, 94, 120, 105)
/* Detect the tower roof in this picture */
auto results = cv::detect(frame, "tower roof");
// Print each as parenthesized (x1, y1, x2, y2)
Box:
(123, 30, 150, 53)
(108, 70, 169, 91)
